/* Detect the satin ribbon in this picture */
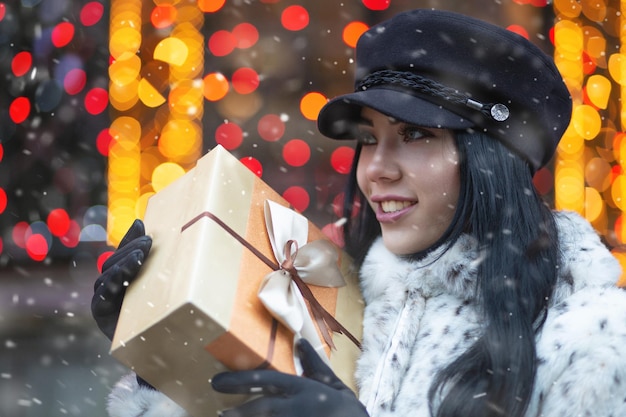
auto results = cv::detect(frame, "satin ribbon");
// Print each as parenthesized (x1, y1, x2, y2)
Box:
(258, 200, 355, 374)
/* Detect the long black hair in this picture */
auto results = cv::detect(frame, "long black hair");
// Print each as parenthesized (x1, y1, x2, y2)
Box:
(341, 130, 559, 417)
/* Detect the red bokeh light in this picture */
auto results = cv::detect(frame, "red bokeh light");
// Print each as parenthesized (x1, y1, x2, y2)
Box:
(0, 187, 6, 214)
(532, 167, 554, 196)
(240, 156, 263, 177)
(282, 139, 310, 167)
(84, 87, 109, 115)
(232, 67, 259, 94)
(507, 24, 529, 39)
(362, 0, 390, 10)
(80, 1, 104, 26)
(215, 122, 244, 150)
(281, 5, 309, 31)
(321, 222, 344, 248)
(12, 51, 32, 77)
(63, 68, 87, 95)
(97, 251, 114, 273)
(26, 234, 49, 261)
(9, 97, 31, 124)
(96, 128, 113, 156)
(51, 22, 75, 48)
(60, 220, 81, 248)
(208, 30, 237, 57)
(257, 114, 285, 142)
(47, 208, 71, 237)
(12, 221, 30, 249)
(0, 143, 3, 162)
(330, 146, 355, 174)
(232, 23, 259, 49)
(583, 52, 597, 75)
(282, 186, 310, 212)
(151, 4, 177, 29)
(0, 3, 5, 21)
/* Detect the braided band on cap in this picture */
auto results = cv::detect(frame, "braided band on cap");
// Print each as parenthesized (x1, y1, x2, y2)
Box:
(356, 70, 510, 122)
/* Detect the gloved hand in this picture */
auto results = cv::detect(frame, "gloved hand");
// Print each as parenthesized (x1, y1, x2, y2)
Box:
(211, 338, 369, 417)
(91, 219, 152, 341)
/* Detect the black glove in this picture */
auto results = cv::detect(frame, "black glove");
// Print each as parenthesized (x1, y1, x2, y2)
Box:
(91, 219, 152, 340)
(92, 219, 154, 390)
(211, 338, 369, 417)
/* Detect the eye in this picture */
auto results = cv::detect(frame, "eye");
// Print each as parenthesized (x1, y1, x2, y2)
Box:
(356, 130, 377, 145)
(398, 125, 433, 142)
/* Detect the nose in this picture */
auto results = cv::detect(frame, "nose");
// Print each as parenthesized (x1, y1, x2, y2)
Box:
(363, 142, 401, 183)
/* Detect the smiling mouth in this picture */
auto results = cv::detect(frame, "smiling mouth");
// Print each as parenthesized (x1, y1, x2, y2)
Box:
(380, 200, 416, 213)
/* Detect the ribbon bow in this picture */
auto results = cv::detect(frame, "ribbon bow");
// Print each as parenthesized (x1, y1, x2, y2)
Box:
(258, 200, 358, 374)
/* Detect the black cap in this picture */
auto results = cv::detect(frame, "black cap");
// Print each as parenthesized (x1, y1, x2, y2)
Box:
(317, 9, 572, 171)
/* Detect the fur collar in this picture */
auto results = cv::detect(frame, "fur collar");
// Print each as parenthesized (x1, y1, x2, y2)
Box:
(359, 210, 621, 305)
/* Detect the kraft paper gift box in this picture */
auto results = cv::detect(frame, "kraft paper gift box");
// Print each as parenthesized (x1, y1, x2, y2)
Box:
(110, 145, 363, 417)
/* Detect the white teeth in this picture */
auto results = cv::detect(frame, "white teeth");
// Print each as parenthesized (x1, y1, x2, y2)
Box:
(380, 200, 414, 213)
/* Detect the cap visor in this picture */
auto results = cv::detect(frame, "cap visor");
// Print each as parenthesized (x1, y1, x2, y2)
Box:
(318, 87, 474, 139)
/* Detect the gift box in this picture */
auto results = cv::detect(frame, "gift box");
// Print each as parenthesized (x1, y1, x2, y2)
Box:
(110, 145, 363, 417)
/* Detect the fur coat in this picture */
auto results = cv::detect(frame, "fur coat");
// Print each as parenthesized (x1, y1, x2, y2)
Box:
(107, 210, 626, 417)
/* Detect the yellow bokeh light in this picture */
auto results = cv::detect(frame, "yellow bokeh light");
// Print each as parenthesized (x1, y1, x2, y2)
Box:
(557, 125, 585, 156)
(158, 119, 201, 160)
(110, 27, 142, 59)
(611, 175, 626, 211)
(109, 53, 141, 86)
(608, 53, 626, 85)
(110, 116, 141, 145)
(584, 186, 604, 222)
(572, 105, 602, 139)
(152, 162, 186, 192)
(154, 37, 189, 66)
(585, 74, 611, 109)
(169, 79, 204, 118)
(138, 78, 166, 107)
(553, 0, 582, 18)
(135, 192, 155, 219)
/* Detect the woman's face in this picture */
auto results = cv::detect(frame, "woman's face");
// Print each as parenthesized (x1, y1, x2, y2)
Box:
(356, 107, 461, 255)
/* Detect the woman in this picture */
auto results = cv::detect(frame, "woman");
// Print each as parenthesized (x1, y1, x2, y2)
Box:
(94, 9, 626, 417)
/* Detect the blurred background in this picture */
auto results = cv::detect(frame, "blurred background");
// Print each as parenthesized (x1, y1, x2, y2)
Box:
(0, 0, 624, 415)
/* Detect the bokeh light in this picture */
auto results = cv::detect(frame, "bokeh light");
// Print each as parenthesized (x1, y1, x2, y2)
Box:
(198, 0, 226, 13)
(80, 1, 105, 26)
(283, 186, 310, 212)
(300, 92, 327, 121)
(343, 21, 368, 48)
(203, 72, 229, 101)
(9, 97, 31, 123)
(47, 208, 71, 237)
(258, 114, 285, 142)
(11, 51, 32, 77)
(331, 146, 355, 174)
(362, 0, 390, 11)
(151, 4, 177, 29)
(208, 30, 236, 57)
(232, 67, 260, 94)
(232, 23, 259, 49)
(283, 139, 310, 167)
(240, 156, 263, 177)
(281, 5, 309, 31)
(51, 22, 75, 48)
(215, 122, 244, 150)
(84, 87, 109, 115)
